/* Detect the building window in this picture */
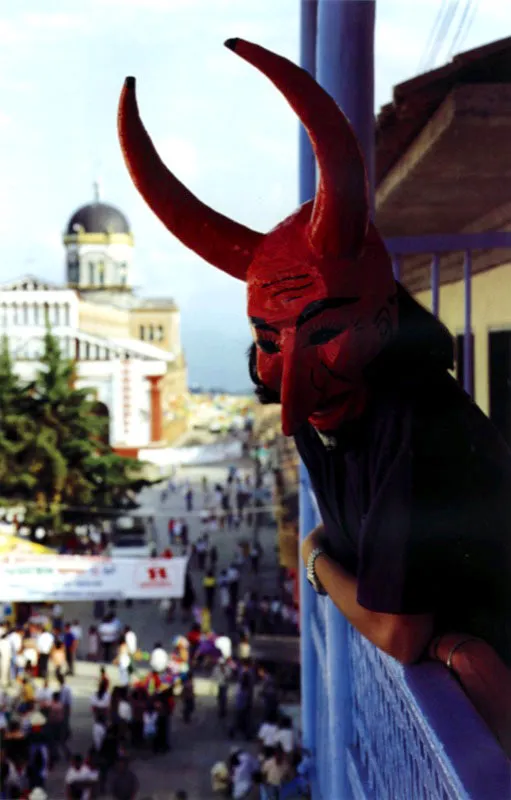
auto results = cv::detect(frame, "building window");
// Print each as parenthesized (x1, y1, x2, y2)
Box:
(85, 342, 90, 360)
(54, 305, 60, 325)
(119, 262, 128, 285)
(34, 304, 40, 325)
(89, 262, 95, 286)
(139, 325, 145, 341)
(148, 325, 154, 342)
(98, 260, 105, 285)
(157, 325, 164, 342)
(64, 304, 70, 326)
(22, 304, 28, 324)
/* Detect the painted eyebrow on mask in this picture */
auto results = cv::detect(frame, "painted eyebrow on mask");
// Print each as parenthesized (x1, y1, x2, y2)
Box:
(250, 317, 279, 333)
(261, 274, 309, 288)
(296, 297, 360, 329)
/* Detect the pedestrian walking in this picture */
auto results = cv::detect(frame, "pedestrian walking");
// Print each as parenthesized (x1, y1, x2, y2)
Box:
(229, 672, 253, 740)
(47, 690, 69, 766)
(51, 604, 64, 634)
(212, 659, 230, 719)
(185, 487, 194, 512)
(209, 544, 218, 571)
(63, 623, 76, 676)
(196, 536, 207, 571)
(52, 641, 66, 681)
(250, 542, 262, 574)
(70, 620, 83, 659)
(98, 614, 119, 663)
(227, 563, 241, 609)
(88, 625, 100, 662)
(181, 572, 196, 623)
(36, 627, 54, 680)
(181, 518, 189, 546)
(203, 569, 217, 611)
(58, 674, 73, 745)
(181, 675, 195, 723)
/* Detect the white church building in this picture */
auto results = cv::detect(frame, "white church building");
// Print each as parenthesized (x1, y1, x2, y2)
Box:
(0, 190, 188, 457)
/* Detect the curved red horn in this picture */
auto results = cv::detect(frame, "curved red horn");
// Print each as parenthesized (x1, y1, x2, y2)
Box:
(224, 38, 369, 258)
(118, 77, 263, 281)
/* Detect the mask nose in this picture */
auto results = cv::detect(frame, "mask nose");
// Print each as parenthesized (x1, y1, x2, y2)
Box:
(280, 338, 318, 436)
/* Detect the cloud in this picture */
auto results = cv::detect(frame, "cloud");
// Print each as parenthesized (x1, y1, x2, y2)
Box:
(155, 136, 200, 182)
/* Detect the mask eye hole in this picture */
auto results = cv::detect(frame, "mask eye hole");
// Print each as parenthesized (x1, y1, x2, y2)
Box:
(308, 327, 343, 346)
(257, 338, 280, 355)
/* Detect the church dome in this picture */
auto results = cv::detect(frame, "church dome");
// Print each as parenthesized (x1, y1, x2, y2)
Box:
(66, 202, 131, 236)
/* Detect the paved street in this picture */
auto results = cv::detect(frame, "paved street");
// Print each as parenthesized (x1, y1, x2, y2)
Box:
(44, 456, 282, 798)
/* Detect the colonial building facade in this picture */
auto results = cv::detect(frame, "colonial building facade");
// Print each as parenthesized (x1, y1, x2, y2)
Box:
(0, 191, 188, 456)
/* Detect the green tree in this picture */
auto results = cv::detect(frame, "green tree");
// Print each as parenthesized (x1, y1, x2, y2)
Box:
(0, 335, 38, 499)
(29, 326, 148, 513)
(0, 324, 149, 529)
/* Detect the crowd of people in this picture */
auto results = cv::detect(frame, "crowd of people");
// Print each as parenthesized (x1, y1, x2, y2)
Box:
(0, 611, 304, 799)
(210, 660, 310, 798)
(0, 609, 200, 799)
(0, 457, 304, 798)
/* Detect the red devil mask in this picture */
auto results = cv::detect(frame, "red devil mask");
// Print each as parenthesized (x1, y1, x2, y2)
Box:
(118, 38, 397, 436)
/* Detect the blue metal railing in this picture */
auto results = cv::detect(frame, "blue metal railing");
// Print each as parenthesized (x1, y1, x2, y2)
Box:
(299, 465, 511, 799)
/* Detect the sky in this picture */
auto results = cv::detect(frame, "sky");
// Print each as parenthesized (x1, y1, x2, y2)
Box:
(0, 0, 508, 390)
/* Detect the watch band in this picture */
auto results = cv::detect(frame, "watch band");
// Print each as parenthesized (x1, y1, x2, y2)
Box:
(306, 547, 327, 595)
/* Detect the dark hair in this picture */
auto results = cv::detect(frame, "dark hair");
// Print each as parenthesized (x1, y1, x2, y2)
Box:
(248, 344, 281, 405)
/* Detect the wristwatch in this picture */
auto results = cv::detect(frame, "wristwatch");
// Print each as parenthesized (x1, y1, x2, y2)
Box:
(306, 547, 327, 595)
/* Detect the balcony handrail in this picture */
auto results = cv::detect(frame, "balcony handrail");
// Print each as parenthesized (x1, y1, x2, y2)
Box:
(299, 466, 511, 799)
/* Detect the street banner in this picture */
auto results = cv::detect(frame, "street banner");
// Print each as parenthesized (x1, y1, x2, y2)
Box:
(0, 556, 188, 602)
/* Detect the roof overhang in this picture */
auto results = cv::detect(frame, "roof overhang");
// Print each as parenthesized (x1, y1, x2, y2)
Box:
(376, 84, 511, 292)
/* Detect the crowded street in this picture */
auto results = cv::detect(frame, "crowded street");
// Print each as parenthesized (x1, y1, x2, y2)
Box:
(0, 453, 303, 799)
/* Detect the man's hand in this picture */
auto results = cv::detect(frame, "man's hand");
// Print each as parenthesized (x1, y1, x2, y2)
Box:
(301, 524, 326, 566)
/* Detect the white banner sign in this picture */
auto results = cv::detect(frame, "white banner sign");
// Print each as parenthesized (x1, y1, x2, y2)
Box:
(0, 556, 188, 602)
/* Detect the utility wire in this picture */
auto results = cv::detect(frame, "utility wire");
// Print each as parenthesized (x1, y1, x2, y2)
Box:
(425, 0, 461, 70)
(447, 0, 478, 57)
(418, 0, 448, 73)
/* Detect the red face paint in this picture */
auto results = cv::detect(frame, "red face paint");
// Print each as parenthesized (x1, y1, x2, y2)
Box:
(119, 38, 397, 438)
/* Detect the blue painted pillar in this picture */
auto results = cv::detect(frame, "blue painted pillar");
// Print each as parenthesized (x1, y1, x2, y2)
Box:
(317, 0, 376, 205)
(316, 2, 376, 796)
(299, 0, 318, 204)
(463, 251, 473, 396)
(298, 0, 319, 766)
(299, 462, 319, 760)
(431, 254, 440, 317)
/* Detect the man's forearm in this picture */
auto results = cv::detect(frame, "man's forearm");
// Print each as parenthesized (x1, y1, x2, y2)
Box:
(303, 527, 433, 664)
(313, 551, 388, 642)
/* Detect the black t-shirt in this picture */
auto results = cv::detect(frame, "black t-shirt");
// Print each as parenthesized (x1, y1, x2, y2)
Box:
(294, 370, 511, 664)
